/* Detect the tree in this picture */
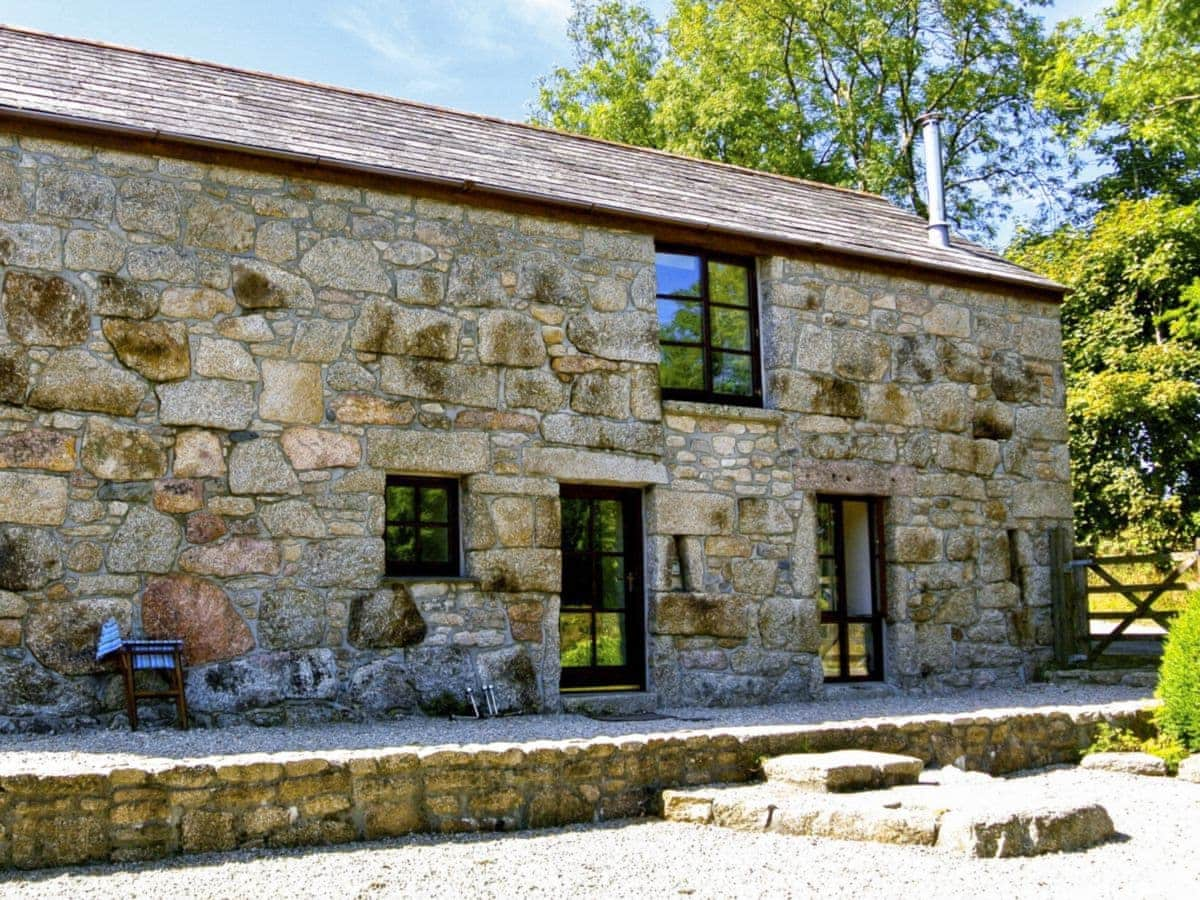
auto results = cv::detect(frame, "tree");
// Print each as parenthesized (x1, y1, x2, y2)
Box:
(533, 0, 1063, 238)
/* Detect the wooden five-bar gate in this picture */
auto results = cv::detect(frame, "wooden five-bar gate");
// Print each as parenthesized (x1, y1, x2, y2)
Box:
(1050, 529, 1200, 666)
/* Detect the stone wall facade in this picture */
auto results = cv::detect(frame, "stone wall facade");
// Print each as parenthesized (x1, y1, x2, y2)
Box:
(0, 125, 1070, 728)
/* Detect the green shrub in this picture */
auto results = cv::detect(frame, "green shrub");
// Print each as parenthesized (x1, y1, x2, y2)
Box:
(1157, 591, 1200, 751)
(1084, 723, 1191, 773)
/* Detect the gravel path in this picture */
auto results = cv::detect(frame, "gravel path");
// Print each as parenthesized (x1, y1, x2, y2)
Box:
(0, 684, 1153, 775)
(1, 765, 1194, 899)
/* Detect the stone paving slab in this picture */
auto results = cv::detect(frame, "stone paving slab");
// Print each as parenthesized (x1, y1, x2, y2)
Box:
(663, 767, 1116, 857)
(1080, 751, 1169, 777)
(762, 750, 923, 792)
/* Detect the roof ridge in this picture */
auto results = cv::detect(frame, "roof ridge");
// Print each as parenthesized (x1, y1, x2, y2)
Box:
(0, 23, 896, 207)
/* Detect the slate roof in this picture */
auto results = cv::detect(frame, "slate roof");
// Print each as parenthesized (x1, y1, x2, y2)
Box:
(0, 26, 1062, 295)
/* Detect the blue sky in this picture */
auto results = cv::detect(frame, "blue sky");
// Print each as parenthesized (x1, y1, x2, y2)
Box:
(3, 0, 1106, 123)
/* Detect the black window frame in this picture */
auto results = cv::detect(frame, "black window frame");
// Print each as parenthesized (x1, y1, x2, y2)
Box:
(384, 475, 461, 578)
(816, 494, 887, 682)
(655, 244, 763, 407)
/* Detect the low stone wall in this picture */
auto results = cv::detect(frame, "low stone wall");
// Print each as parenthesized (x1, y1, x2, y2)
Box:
(0, 701, 1152, 870)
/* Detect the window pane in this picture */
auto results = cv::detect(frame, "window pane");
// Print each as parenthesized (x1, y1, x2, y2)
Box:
(595, 613, 627, 666)
(419, 526, 449, 563)
(420, 487, 448, 523)
(820, 623, 841, 678)
(562, 499, 589, 552)
(817, 502, 835, 555)
(709, 306, 750, 350)
(846, 623, 873, 677)
(658, 299, 703, 343)
(600, 555, 626, 610)
(596, 500, 624, 552)
(562, 553, 592, 606)
(711, 351, 752, 395)
(385, 525, 416, 562)
(819, 558, 839, 611)
(656, 252, 702, 297)
(385, 486, 415, 523)
(708, 261, 749, 306)
(660, 345, 704, 390)
(559, 613, 593, 668)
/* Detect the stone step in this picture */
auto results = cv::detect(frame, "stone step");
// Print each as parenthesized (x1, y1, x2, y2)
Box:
(559, 690, 658, 718)
(762, 750, 923, 792)
(662, 768, 1114, 857)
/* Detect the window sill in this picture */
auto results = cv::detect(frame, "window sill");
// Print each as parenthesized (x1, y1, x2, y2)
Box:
(662, 399, 785, 425)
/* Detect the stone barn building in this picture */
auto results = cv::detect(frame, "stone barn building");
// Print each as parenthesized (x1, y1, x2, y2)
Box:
(0, 28, 1070, 728)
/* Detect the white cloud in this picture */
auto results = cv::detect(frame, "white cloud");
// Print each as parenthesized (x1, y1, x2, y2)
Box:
(329, 3, 461, 97)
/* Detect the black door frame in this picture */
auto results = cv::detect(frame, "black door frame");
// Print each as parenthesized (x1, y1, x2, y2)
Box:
(559, 485, 646, 691)
(817, 494, 887, 682)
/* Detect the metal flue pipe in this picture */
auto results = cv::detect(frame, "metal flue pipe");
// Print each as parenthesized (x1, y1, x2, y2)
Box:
(917, 112, 950, 249)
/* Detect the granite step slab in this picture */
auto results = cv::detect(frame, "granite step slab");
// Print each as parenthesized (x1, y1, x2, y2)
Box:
(762, 750, 924, 792)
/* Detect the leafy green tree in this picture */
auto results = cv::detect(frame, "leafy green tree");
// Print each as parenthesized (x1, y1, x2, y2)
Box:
(533, 0, 1062, 238)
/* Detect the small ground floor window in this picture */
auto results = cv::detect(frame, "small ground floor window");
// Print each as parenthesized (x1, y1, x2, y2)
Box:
(817, 495, 886, 681)
(384, 475, 460, 577)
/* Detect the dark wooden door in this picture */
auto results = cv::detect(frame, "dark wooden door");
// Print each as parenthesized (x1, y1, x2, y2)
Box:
(559, 486, 645, 691)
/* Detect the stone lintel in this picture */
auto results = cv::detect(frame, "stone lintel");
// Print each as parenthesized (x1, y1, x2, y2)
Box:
(523, 447, 667, 486)
(366, 429, 489, 475)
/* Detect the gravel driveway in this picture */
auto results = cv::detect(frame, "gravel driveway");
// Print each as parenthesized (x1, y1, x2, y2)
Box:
(1, 765, 1195, 899)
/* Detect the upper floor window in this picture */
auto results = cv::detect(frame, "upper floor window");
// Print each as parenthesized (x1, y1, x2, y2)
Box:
(655, 247, 761, 406)
(385, 475, 460, 578)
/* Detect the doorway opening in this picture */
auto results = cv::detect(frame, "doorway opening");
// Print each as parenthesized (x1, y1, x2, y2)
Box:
(817, 495, 886, 681)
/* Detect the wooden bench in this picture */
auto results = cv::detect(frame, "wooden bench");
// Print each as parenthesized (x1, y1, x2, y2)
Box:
(96, 618, 189, 730)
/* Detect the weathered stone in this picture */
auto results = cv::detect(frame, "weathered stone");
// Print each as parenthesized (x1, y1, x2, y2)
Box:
(127, 245, 198, 283)
(290, 319, 347, 362)
(36, 167, 114, 220)
(0, 526, 62, 590)
(834, 332, 891, 381)
(153, 478, 204, 513)
(281, 426, 360, 470)
(516, 251, 584, 305)
(346, 658, 418, 714)
(3, 273, 89, 346)
(1177, 756, 1200, 783)
(973, 402, 1015, 440)
(1015, 407, 1069, 442)
(566, 311, 658, 363)
(158, 380, 255, 431)
(259, 360, 324, 424)
(27, 598, 131, 675)
(81, 418, 167, 481)
(471, 549, 560, 592)
(102, 318, 190, 381)
(193, 337, 259, 381)
(866, 383, 920, 426)
(367, 429, 489, 474)
(991, 350, 1040, 403)
(0, 429, 76, 471)
(255, 219, 297, 263)
(228, 439, 300, 495)
(0, 223, 60, 268)
(541, 415, 662, 454)
(180, 536, 281, 577)
(0, 159, 25, 219)
(920, 383, 970, 433)
(330, 393, 415, 426)
(231, 260, 315, 309)
(106, 507, 182, 574)
(142, 573, 255, 665)
(1079, 752, 1168, 777)
(654, 593, 752, 638)
(0, 659, 94, 718)
(259, 589, 326, 650)
(64, 228, 124, 271)
(0, 472, 67, 525)
(769, 372, 863, 418)
(160, 286, 235, 320)
(186, 195, 255, 252)
(477, 310, 547, 367)
(300, 237, 390, 293)
(570, 372, 629, 418)
(29, 350, 146, 416)
(937, 801, 1114, 857)
(348, 585, 427, 649)
(116, 176, 180, 236)
(1012, 482, 1072, 520)
(181, 810, 237, 854)
(0, 590, 27, 618)
(352, 300, 461, 360)
(524, 447, 668, 485)
(379, 356, 498, 407)
(173, 429, 226, 477)
(300, 538, 384, 589)
(737, 498, 792, 535)
(506, 369, 565, 411)
(765, 751, 923, 792)
(185, 510, 227, 544)
(759, 597, 821, 652)
(217, 315, 274, 342)
(185, 649, 338, 713)
(95, 275, 159, 319)
(652, 490, 735, 536)
(455, 410, 538, 433)
(476, 645, 539, 713)
(731, 559, 778, 594)
(0, 346, 31, 404)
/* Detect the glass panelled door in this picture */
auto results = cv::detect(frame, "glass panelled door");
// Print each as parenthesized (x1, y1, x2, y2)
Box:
(559, 486, 645, 690)
(817, 495, 886, 681)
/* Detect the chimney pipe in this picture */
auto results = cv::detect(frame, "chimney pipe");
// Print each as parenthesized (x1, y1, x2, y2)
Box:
(917, 112, 949, 249)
